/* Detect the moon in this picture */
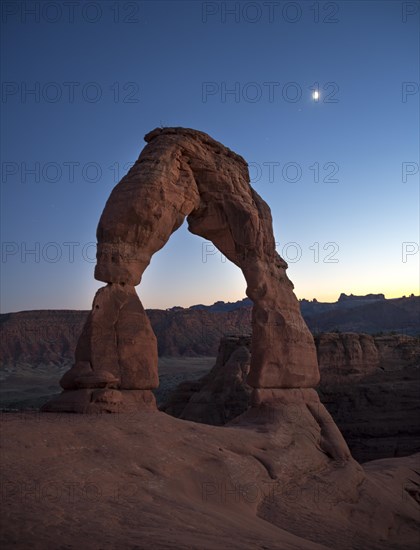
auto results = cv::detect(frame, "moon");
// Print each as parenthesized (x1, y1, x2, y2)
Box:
(312, 90, 319, 100)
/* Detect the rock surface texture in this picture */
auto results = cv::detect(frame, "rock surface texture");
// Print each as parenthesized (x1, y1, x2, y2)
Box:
(162, 335, 253, 424)
(164, 333, 420, 462)
(43, 127, 319, 413)
(2, 412, 419, 549)
(317, 333, 420, 461)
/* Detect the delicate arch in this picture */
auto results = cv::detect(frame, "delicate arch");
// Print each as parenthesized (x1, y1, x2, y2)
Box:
(44, 128, 319, 413)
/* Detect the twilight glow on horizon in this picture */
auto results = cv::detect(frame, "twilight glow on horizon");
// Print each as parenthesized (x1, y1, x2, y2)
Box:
(1, 1, 419, 312)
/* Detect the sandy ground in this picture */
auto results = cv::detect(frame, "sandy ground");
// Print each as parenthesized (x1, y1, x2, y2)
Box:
(0, 357, 215, 410)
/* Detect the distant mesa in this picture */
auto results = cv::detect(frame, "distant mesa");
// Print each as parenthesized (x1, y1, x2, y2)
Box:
(338, 292, 385, 302)
(1, 293, 418, 366)
(188, 298, 252, 312)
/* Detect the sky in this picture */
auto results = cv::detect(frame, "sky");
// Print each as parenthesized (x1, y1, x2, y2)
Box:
(1, 0, 419, 312)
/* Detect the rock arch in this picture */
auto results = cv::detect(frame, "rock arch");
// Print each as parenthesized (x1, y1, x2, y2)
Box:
(44, 128, 319, 413)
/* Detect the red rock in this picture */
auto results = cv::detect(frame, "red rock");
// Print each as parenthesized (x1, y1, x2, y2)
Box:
(315, 332, 379, 379)
(60, 361, 92, 390)
(44, 127, 320, 412)
(42, 389, 156, 413)
(74, 371, 119, 389)
(97, 128, 318, 388)
(163, 333, 420, 462)
(44, 283, 158, 413)
(163, 335, 252, 424)
(2, 411, 420, 549)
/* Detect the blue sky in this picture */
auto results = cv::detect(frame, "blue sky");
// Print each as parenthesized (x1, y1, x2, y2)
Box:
(1, 0, 419, 312)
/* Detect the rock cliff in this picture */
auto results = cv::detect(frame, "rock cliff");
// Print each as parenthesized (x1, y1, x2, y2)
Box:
(163, 333, 420, 462)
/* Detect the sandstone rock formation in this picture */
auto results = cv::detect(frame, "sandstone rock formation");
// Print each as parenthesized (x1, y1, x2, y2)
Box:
(43, 127, 319, 413)
(317, 333, 420, 461)
(164, 333, 420, 462)
(315, 332, 380, 379)
(162, 335, 253, 424)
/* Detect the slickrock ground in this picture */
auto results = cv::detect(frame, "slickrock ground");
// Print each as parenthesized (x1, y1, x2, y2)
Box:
(1, 411, 419, 550)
